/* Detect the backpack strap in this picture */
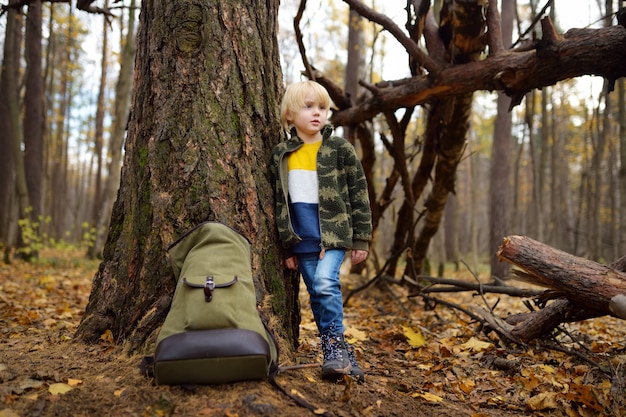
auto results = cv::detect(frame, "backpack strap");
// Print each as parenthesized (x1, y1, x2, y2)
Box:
(260, 319, 334, 417)
(267, 371, 334, 417)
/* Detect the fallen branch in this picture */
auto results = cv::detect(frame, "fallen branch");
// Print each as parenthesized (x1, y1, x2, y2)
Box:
(412, 276, 543, 297)
(495, 235, 626, 342)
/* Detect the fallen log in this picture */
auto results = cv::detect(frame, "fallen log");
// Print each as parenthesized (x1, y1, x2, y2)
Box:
(494, 236, 626, 342)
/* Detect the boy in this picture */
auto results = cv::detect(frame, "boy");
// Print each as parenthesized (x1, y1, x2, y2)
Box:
(271, 80, 372, 381)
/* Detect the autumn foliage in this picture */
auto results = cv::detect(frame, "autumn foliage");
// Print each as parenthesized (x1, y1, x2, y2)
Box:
(1, 249, 625, 416)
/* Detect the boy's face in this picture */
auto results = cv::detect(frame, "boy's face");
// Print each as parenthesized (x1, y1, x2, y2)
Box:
(288, 91, 329, 138)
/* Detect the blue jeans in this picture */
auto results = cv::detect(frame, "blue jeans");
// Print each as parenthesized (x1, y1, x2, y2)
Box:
(297, 249, 346, 336)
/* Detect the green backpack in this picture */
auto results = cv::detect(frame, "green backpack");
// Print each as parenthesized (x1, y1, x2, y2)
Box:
(153, 221, 278, 385)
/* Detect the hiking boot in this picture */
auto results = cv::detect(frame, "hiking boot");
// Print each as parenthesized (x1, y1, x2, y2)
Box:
(345, 342, 364, 383)
(320, 334, 351, 379)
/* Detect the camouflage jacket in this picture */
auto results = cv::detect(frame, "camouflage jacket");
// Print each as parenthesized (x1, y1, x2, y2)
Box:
(271, 125, 372, 254)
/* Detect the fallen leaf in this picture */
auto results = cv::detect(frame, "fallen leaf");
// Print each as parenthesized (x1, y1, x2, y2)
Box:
(402, 325, 426, 348)
(67, 378, 82, 386)
(100, 329, 114, 344)
(19, 378, 44, 391)
(411, 392, 443, 403)
(48, 383, 73, 395)
(459, 378, 475, 394)
(527, 391, 558, 411)
(346, 327, 367, 342)
(459, 337, 493, 352)
(0, 409, 20, 417)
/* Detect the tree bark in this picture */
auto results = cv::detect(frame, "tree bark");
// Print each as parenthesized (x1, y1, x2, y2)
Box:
(76, 0, 295, 352)
(0, 1, 23, 257)
(499, 235, 626, 308)
(330, 18, 626, 126)
(24, 0, 44, 224)
(5, 4, 29, 234)
(488, 0, 513, 282)
(496, 235, 626, 342)
(87, 5, 108, 259)
(92, 0, 136, 259)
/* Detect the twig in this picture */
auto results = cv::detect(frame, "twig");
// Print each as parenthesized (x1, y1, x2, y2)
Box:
(420, 294, 484, 324)
(409, 276, 543, 298)
(278, 363, 320, 373)
(536, 340, 601, 369)
(343, 246, 409, 307)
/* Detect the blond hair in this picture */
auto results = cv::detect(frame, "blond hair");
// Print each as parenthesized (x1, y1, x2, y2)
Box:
(280, 81, 331, 131)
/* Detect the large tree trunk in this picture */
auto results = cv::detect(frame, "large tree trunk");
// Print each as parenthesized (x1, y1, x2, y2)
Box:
(76, 0, 296, 352)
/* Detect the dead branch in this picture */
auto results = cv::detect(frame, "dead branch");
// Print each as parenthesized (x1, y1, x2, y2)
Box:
(331, 24, 626, 126)
(411, 276, 543, 297)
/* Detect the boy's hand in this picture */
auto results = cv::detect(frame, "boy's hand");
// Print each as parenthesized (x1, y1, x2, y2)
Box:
(285, 256, 298, 270)
(351, 250, 368, 265)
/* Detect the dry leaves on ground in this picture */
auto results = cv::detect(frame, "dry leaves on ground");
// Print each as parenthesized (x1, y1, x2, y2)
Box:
(1, 249, 625, 417)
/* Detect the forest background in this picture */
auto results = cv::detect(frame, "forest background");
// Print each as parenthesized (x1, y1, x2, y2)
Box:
(0, 0, 623, 274)
(1, 0, 626, 416)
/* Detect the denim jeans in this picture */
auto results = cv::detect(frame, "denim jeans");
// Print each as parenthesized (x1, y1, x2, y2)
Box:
(297, 249, 346, 336)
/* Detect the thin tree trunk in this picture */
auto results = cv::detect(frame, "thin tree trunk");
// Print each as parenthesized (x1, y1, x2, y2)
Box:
(589, 86, 610, 260)
(88, 6, 109, 258)
(526, 90, 541, 239)
(488, 0, 514, 282)
(617, 78, 626, 253)
(5, 6, 30, 233)
(51, 6, 72, 241)
(92, 0, 136, 258)
(0, 1, 23, 259)
(24, 0, 45, 228)
(409, 94, 470, 276)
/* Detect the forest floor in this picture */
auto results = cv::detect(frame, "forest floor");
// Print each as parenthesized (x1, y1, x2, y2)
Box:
(1, 249, 626, 417)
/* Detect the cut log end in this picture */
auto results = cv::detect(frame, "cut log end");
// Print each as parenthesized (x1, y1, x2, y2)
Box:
(609, 294, 626, 320)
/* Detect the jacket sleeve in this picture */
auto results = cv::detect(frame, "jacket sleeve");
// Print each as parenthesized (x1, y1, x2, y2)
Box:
(270, 148, 295, 257)
(343, 143, 372, 249)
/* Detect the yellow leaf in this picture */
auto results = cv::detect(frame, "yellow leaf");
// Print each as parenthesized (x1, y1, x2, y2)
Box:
(487, 396, 506, 405)
(100, 329, 114, 344)
(459, 378, 475, 394)
(345, 327, 367, 342)
(527, 392, 558, 411)
(412, 392, 443, 403)
(459, 337, 493, 352)
(402, 326, 426, 348)
(49, 383, 73, 395)
(67, 378, 82, 386)
(538, 364, 556, 373)
(114, 388, 126, 397)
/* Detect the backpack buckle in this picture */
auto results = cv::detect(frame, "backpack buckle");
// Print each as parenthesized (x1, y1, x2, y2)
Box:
(204, 276, 215, 302)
